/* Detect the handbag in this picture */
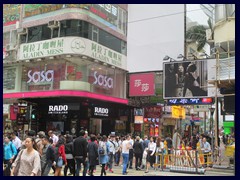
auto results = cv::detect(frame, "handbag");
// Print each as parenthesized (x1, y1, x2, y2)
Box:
(57, 156, 63, 167)
(13, 150, 23, 176)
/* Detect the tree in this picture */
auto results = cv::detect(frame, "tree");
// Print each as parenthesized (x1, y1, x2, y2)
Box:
(186, 18, 214, 52)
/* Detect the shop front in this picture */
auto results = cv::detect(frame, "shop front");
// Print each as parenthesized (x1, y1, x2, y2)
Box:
(143, 106, 162, 137)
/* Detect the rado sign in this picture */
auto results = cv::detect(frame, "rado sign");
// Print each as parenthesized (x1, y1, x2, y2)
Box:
(27, 70, 54, 84)
(48, 105, 68, 114)
(94, 107, 109, 117)
(93, 71, 113, 89)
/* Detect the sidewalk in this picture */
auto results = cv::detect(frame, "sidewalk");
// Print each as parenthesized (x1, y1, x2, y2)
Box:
(52, 164, 234, 176)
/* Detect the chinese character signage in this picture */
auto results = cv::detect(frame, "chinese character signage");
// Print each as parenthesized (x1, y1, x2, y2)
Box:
(163, 60, 216, 99)
(19, 37, 127, 70)
(144, 106, 162, 118)
(129, 73, 155, 96)
(167, 98, 213, 105)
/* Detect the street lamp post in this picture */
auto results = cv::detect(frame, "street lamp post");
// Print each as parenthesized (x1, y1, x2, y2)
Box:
(209, 106, 215, 159)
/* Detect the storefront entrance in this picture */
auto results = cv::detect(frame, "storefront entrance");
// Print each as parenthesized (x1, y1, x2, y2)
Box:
(89, 118, 102, 135)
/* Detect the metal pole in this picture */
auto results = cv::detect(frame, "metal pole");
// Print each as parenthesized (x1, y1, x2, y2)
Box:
(211, 111, 214, 161)
(29, 105, 32, 130)
(204, 111, 206, 133)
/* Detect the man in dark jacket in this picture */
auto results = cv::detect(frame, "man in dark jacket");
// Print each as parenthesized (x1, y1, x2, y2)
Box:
(133, 136, 143, 170)
(41, 136, 55, 176)
(73, 130, 88, 176)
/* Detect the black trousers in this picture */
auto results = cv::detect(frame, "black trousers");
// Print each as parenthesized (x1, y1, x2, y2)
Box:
(64, 159, 75, 176)
(135, 153, 142, 169)
(128, 149, 133, 168)
(3, 160, 11, 176)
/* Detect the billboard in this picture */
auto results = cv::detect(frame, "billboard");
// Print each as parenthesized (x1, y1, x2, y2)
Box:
(129, 73, 155, 96)
(163, 59, 216, 99)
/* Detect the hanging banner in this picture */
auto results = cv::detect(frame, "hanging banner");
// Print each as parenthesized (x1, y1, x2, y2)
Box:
(172, 106, 185, 119)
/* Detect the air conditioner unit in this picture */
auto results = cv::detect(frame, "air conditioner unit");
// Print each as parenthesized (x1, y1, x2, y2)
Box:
(17, 28, 28, 35)
(48, 20, 59, 28)
(6, 44, 14, 51)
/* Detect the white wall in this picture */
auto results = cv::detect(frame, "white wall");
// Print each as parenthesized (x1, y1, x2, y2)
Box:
(127, 4, 185, 72)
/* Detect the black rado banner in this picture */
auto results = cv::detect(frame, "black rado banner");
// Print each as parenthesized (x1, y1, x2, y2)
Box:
(91, 105, 116, 117)
(48, 103, 80, 114)
(93, 107, 109, 117)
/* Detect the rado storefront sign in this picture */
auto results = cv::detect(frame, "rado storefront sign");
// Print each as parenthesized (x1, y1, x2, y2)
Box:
(48, 105, 68, 114)
(94, 107, 109, 117)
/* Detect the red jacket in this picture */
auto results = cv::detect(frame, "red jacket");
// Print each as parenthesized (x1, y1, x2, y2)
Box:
(58, 145, 67, 163)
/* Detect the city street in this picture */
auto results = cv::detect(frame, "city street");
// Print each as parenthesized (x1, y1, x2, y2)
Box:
(55, 165, 234, 176)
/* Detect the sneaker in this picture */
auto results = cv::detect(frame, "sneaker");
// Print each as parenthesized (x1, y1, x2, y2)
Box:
(109, 169, 114, 173)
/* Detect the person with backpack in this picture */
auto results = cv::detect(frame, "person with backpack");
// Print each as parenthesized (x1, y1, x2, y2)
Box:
(98, 135, 110, 176)
(3, 136, 17, 176)
(53, 137, 67, 176)
(106, 134, 117, 173)
(41, 136, 55, 176)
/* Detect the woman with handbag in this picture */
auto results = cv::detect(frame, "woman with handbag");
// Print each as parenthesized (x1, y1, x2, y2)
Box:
(11, 137, 41, 176)
(54, 137, 67, 176)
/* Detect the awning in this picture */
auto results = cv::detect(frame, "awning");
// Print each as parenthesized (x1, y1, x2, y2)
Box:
(3, 90, 128, 105)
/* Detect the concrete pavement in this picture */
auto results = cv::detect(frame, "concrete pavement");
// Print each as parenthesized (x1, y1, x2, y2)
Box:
(53, 164, 234, 176)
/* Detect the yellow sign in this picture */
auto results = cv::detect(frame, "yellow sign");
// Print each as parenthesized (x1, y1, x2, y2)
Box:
(172, 106, 186, 119)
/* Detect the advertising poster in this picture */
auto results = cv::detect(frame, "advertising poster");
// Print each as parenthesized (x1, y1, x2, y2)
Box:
(163, 60, 216, 99)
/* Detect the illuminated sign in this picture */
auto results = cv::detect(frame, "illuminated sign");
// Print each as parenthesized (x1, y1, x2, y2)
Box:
(27, 70, 54, 84)
(134, 116, 143, 124)
(167, 98, 213, 105)
(93, 71, 113, 89)
(48, 105, 68, 114)
(94, 107, 109, 117)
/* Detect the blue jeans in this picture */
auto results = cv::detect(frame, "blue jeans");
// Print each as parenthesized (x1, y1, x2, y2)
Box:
(122, 153, 129, 174)
(75, 158, 87, 176)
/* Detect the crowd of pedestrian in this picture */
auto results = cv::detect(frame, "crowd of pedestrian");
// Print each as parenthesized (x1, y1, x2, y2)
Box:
(3, 128, 234, 176)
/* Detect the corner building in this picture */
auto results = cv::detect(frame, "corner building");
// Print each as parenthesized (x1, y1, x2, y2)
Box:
(3, 4, 129, 137)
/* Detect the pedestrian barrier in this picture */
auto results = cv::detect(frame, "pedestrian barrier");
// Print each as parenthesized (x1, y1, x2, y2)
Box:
(154, 149, 215, 174)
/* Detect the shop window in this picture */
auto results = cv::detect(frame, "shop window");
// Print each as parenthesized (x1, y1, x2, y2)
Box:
(3, 67, 17, 91)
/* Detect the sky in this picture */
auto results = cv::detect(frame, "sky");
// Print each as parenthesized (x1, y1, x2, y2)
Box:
(187, 4, 209, 26)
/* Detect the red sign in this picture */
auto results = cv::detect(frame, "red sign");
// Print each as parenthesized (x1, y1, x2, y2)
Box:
(134, 124, 141, 131)
(129, 73, 155, 96)
(144, 106, 162, 118)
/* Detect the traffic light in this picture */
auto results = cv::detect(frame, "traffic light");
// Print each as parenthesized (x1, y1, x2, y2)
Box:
(31, 109, 37, 120)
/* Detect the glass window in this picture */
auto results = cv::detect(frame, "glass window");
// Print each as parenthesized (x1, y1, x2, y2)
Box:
(99, 28, 121, 53)
(3, 67, 17, 90)
(21, 60, 66, 91)
(41, 24, 51, 40)
(28, 26, 42, 43)
(3, 32, 10, 46)
(92, 26, 99, 42)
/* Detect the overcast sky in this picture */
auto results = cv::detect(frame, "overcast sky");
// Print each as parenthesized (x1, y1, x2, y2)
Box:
(187, 4, 209, 26)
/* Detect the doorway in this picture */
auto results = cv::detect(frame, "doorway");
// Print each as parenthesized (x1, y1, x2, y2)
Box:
(89, 118, 102, 135)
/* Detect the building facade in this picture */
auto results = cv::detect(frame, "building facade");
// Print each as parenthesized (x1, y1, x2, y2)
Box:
(3, 4, 129, 137)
